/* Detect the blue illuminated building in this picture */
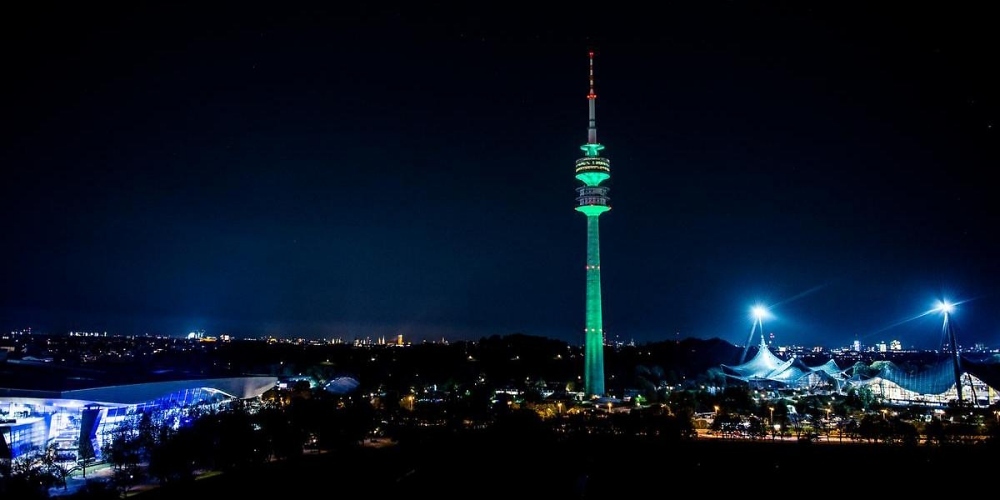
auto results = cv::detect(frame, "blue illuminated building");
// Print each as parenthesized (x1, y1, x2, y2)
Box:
(1, 356, 276, 461)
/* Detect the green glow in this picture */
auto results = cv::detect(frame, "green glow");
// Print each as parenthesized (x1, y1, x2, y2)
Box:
(583, 214, 606, 397)
(575, 156, 611, 186)
(575, 205, 610, 217)
(581, 142, 605, 157)
(575, 171, 610, 186)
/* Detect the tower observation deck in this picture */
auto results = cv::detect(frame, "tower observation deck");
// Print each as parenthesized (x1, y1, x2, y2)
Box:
(575, 51, 610, 399)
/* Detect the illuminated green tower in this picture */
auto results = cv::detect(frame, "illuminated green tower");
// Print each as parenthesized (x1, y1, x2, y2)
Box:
(575, 50, 611, 399)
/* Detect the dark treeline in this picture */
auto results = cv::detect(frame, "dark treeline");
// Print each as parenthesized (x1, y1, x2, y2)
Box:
(6, 384, 999, 499)
(213, 333, 740, 397)
(129, 410, 1000, 499)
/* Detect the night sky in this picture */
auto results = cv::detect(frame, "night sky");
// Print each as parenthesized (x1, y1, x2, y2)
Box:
(2, 3, 997, 350)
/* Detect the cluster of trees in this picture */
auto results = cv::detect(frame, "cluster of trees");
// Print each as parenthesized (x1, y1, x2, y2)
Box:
(0, 445, 79, 499)
(701, 385, 1000, 446)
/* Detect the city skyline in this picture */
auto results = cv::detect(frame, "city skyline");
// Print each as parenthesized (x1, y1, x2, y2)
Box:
(4, 326, 989, 354)
(2, 4, 998, 350)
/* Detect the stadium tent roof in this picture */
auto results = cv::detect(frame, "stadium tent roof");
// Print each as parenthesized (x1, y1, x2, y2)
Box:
(812, 359, 845, 377)
(720, 338, 845, 387)
(852, 360, 957, 395)
(720, 340, 1000, 404)
(765, 357, 814, 384)
(845, 357, 1000, 400)
(720, 338, 786, 380)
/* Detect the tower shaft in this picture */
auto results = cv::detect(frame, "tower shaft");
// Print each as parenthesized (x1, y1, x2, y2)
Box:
(583, 215, 606, 397)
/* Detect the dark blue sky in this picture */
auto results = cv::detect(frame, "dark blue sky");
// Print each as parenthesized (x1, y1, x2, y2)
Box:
(2, 3, 997, 349)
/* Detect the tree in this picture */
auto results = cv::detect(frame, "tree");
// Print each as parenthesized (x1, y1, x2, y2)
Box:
(925, 417, 947, 445)
(212, 405, 268, 470)
(78, 432, 98, 479)
(69, 478, 119, 499)
(1, 446, 64, 499)
(254, 405, 303, 461)
(719, 386, 755, 414)
(101, 413, 144, 480)
(41, 445, 71, 492)
(147, 426, 199, 486)
(844, 386, 878, 411)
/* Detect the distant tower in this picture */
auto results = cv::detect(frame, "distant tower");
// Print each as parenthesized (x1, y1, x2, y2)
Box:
(575, 50, 611, 398)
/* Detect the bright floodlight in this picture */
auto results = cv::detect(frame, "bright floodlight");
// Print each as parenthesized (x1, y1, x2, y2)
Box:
(740, 304, 770, 364)
(936, 300, 954, 314)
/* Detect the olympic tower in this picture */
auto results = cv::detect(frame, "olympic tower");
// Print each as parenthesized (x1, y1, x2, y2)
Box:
(575, 51, 611, 398)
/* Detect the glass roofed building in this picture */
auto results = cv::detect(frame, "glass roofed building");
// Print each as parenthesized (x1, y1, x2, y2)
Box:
(721, 337, 1000, 408)
(1, 356, 276, 462)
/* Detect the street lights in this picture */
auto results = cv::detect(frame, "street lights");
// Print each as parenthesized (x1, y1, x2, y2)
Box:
(769, 406, 775, 439)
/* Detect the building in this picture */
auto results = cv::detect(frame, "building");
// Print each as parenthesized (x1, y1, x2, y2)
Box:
(722, 336, 847, 391)
(721, 336, 1000, 408)
(1, 357, 276, 461)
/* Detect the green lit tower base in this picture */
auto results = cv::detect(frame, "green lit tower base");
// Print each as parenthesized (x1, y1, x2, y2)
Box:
(575, 51, 611, 399)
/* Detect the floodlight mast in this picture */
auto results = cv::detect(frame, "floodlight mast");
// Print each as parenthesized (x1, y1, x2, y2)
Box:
(938, 301, 963, 405)
(739, 306, 767, 364)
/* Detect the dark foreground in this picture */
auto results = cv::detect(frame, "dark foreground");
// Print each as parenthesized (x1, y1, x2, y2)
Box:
(132, 432, 1000, 498)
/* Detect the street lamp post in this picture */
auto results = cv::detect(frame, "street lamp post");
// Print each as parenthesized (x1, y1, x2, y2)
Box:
(769, 406, 775, 439)
(825, 406, 832, 440)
